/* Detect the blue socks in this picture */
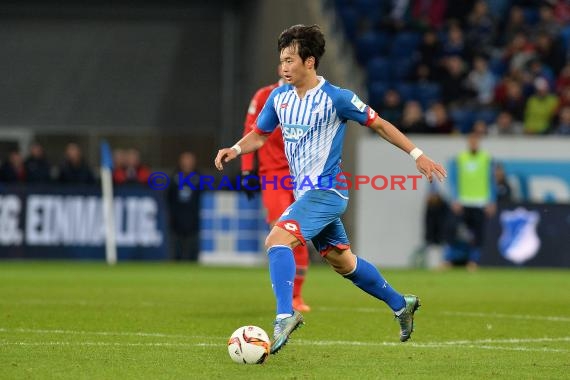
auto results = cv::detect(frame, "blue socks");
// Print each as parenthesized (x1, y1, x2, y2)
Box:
(267, 245, 296, 317)
(344, 256, 405, 312)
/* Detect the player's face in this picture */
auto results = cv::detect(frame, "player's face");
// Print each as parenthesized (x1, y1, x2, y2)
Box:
(279, 45, 312, 87)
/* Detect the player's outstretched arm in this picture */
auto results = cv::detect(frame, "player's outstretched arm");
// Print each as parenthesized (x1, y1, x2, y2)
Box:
(215, 130, 268, 171)
(368, 116, 447, 183)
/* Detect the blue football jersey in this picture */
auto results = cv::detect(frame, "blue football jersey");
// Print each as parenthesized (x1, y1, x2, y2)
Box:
(253, 76, 377, 199)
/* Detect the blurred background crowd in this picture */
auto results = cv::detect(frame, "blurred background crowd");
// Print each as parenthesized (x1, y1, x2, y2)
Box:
(335, 0, 570, 135)
(0, 142, 156, 185)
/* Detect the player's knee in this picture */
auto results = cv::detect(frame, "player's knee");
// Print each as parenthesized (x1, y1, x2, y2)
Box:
(264, 225, 299, 250)
(264, 234, 293, 250)
(325, 250, 356, 275)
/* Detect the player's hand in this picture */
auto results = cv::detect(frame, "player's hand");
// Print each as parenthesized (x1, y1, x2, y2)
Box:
(241, 171, 260, 200)
(215, 147, 239, 171)
(416, 154, 447, 183)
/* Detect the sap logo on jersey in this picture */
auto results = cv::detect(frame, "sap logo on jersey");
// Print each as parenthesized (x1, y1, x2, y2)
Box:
(282, 123, 310, 142)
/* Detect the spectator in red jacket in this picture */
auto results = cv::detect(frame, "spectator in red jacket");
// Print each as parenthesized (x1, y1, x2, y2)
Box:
(113, 148, 151, 185)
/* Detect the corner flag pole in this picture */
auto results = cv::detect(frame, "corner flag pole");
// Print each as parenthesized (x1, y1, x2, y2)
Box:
(100, 140, 117, 265)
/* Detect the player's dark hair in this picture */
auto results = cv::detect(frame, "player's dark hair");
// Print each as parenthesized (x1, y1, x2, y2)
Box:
(278, 24, 325, 69)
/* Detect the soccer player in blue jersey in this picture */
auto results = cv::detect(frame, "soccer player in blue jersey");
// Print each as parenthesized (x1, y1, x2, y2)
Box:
(215, 24, 447, 354)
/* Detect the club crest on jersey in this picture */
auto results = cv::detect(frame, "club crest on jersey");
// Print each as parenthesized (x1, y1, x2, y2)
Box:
(351, 94, 367, 112)
(281, 103, 288, 109)
(282, 123, 310, 142)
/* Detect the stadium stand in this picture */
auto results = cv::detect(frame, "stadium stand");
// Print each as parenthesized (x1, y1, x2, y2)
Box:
(330, 0, 570, 135)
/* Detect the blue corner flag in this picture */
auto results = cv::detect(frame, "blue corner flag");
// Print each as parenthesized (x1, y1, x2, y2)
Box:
(100, 140, 113, 170)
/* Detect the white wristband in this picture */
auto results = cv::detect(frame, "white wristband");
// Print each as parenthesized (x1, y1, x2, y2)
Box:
(409, 147, 423, 161)
(231, 144, 242, 155)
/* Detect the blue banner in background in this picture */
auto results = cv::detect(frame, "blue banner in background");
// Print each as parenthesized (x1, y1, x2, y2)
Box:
(500, 160, 570, 202)
(482, 203, 570, 267)
(0, 185, 168, 260)
(200, 191, 268, 265)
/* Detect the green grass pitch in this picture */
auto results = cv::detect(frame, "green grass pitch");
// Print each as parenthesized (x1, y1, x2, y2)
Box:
(1, 262, 569, 379)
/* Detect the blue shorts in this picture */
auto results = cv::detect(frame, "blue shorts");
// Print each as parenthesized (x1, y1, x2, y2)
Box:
(275, 189, 350, 256)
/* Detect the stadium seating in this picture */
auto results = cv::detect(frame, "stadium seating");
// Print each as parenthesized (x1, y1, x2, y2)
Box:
(332, 0, 568, 135)
(416, 82, 442, 109)
(366, 57, 391, 82)
(355, 31, 390, 64)
(389, 32, 421, 58)
(367, 81, 390, 106)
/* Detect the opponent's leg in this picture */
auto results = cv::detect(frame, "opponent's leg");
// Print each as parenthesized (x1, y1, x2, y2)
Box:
(292, 244, 310, 312)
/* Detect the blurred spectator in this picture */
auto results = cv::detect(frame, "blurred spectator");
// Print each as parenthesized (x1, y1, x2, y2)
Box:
(534, 3, 561, 38)
(113, 148, 151, 185)
(400, 100, 428, 133)
(413, 63, 437, 82)
(58, 143, 95, 184)
(556, 86, 570, 109)
(445, 133, 496, 271)
(112, 148, 127, 182)
(24, 142, 51, 184)
(498, 6, 531, 46)
(168, 152, 201, 262)
(425, 102, 455, 133)
(524, 77, 559, 134)
(441, 22, 469, 59)
(440, 56, 472, 106)
(495, 78, 526, 121)
(495, 163, 513, 204)
(553, 0, 570, 24)
(503, 32, 536, 73)
(444, 0, 476, 27)
(472, 119, 488, 135)
(378, 89, 404, 126)
(0, 150, 25, 183)
(553, 105, 570, 135)
(466, 0, 497, 54)
(534, 32, 565, 74)
(488, 111, 524, 135)
(411, 182, 449, 268)
(465, 55, 496, 105)
(555, 63, 570, 94)
(411, 0, 447, 30)
(524, 58, 555, 92)
(416, 29, 442, 74)
(385, 0, 412, 31)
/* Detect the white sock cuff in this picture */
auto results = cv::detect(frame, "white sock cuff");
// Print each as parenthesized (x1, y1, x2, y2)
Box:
(267, 245, 292, 254)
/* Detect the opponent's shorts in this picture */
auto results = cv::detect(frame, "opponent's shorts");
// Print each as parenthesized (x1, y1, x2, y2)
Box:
(275, 189, 350, 256)
(261, 185, 295, 224)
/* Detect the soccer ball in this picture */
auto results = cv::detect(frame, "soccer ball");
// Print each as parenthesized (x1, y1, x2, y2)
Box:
(227, 325, 271, 364)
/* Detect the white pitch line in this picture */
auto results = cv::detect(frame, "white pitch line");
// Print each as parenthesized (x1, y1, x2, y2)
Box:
(430, 337, 570, 345)
(294, 336, 570, 347)
(455, 344, 569, 353)
(0, 341, 217, 348)
(2, 327, 569, 354)
(0, 299, 163, 308)
(315, 307, 570, 323)
(442, 311, 570, 323)
(1, 340, 567, 354)
(0, 328, 224, 340)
